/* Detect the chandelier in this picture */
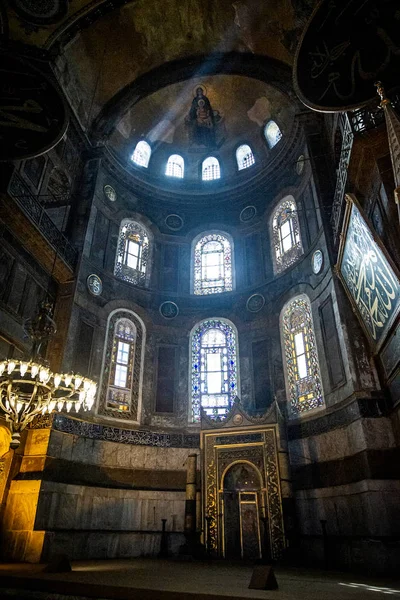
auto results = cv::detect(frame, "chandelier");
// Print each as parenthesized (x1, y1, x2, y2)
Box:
(0, 301, 97, 449)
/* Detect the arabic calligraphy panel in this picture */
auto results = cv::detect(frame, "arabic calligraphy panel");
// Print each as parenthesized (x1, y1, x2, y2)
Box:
(338, 196, 400, 349)
(294, 0, 400, 112)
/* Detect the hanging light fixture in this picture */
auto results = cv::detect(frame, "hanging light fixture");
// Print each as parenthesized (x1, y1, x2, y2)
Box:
(0, 301, 97, 449)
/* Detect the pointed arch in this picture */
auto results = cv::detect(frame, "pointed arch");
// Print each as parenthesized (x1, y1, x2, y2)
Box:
(280, 295, 324, 417)
(131, 140, 151, 167)
(190, 318, 239, 422)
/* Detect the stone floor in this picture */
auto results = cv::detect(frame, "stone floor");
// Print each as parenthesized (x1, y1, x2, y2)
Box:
(0, 559, 399, 600)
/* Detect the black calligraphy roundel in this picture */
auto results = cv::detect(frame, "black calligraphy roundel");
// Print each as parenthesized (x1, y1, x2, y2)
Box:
(0, 53, 68, 161)
(294, 0, 400, 112)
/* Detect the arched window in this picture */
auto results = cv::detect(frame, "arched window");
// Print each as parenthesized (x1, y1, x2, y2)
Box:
(236, 144, 255, 170)
(131, 140, 151, 168)
(97, 310, 145, 422)
(193, 232, 233, 295)
(281, 296, 324, 417)
(272, 196, 303, 273)
(191, 319, 239, 422)
(166, 154, 184, 178)
(114, 220, 150, 286)
(202, 157, 220, 181)
(264, 120, 282, 149)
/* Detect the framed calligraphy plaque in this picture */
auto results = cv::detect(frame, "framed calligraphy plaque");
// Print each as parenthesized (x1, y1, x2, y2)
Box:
(294, 0, 400, 112)
(0, 53, 68, 161)
(336, 194, 400, 351)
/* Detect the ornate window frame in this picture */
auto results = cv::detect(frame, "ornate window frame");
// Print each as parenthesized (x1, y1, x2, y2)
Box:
(271, 195, 303, 274)
(189, 318, 240, 423)
(236, 144, 255, 171)
(191, 230, 234, 295)
(280, 294, 324, 418)
(97, 309, 145, 423)
(131, 140, 151, 168)
(114, 219, 151, 287)
(166, 154, 184, 178)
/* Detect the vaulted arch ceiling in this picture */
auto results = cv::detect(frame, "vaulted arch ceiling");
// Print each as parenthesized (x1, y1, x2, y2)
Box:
(4, 0, 317, 128)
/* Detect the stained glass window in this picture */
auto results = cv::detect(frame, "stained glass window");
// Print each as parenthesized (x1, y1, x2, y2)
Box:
(202, 157, 220, 181)
(281, 296, 324, 417)
(264, 120, 282, 149)
(191, 319, 238, 422)
(115, 220, 150, 286)
(193, 233, 233, 295)
(97, 310, 145, 422)
(236, 144, 255, 170)
(131, 140, 151, 168)
(107, 318, 136, 412)
(166, 154, 184, 178)
(272, 196, 303, 273)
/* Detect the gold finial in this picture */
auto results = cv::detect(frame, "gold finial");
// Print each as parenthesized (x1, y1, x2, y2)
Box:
(375, 81, 390, 106)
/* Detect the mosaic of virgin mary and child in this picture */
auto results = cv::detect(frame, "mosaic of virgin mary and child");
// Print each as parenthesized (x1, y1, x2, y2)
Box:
(185, 86, 224, 148)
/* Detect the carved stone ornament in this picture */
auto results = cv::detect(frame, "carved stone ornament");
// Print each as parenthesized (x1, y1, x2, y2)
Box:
(240, 205, 257, 223)
(311, 249, 324, 274)
(165, 214, 183, 231)
(159, 301, 179, 319)
(87, 274, 102, 296)
(246, 293, 265, 313)
(103, 184, 117, 202)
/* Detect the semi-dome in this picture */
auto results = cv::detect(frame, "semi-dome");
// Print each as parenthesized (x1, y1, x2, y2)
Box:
(107, 74, 295, 188)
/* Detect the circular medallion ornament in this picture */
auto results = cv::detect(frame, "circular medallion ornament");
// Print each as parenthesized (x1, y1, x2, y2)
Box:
(240, 205, 257, 223)
(11, 0, 68, 25)
(232, 414, 243, 425)
(294, 0, 400, 112)
(165, 214, 183, 231)
(312, 250, 324, 275)
(246, 293, 265, 313)
(159, 301, 179, 319)
(87, 274, 102, 296)
(0, 54, 67, 161)
(296, 155, 305, 175)
(103, 184, 117, 202)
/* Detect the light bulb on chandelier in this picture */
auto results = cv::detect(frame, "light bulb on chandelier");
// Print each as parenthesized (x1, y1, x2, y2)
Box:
(0, 301, 97, 449)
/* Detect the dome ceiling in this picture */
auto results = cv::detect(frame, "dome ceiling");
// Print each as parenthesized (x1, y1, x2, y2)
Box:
(3, 0, 317, 129)
(109, 74, 295, 162)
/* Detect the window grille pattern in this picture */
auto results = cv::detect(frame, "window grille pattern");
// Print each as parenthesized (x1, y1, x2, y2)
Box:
(97, 310, 144, 422)
(193, 233, 233, 295)
(166, 154, 184, 178)
(191, 319, 238, 422)
(202, 157, 220, 181)
(264, 121, 282, 149)
(115, 220, 150, 286)
(107, 318, 136, 412)
(131, 140, 151, 168)
(281, 296, 324, 416)
(236, 144, 255, 170)
(272, 197, 303, 273)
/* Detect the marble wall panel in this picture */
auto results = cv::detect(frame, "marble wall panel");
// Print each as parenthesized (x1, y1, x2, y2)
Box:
(38, 482, 186, 535)
(289, 417, 395, 467)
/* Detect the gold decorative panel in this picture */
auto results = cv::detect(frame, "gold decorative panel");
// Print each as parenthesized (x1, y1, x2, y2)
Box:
(201, 425, 285, 559)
